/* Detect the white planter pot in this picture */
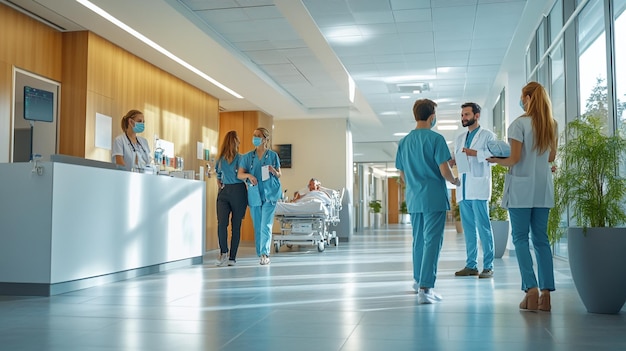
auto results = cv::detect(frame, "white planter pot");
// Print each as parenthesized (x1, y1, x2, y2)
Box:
(490, 220, 509, 259)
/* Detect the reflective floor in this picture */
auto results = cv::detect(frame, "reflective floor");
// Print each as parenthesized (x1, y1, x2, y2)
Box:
(1, 224, 625, 350)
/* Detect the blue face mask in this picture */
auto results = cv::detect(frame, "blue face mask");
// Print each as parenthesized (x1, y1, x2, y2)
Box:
(132, 122, 145, 133)
(519, 99, 525, 111)
(252, 136, 263, 147)
(430, 116, 437, 129)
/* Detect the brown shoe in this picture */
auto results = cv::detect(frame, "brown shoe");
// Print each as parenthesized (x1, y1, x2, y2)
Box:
(455, 267, 479, 276)
(539, 290, 551, 312)
(519, 288, 539, 310)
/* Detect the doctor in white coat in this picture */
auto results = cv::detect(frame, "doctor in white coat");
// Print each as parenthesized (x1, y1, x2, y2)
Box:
(452, 102, 496, 279)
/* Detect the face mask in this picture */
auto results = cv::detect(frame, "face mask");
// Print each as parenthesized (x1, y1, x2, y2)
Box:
(430, 117, 437, 129)
(519, 99, 525, 111)
(252, 136, 263, 147)
(132, 122, 145, 133)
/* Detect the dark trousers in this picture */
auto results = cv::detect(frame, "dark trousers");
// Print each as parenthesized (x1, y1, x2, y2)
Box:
(216, 182, 248, 259)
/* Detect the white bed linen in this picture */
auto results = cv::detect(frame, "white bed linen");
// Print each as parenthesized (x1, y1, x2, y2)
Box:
(275, 200, 328, 216)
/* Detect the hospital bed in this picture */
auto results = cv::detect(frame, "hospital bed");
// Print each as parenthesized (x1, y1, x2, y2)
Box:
(273, 188, 344, 252)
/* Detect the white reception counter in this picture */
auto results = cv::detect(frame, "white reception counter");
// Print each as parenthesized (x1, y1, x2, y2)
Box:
(0, 161, 205, 296)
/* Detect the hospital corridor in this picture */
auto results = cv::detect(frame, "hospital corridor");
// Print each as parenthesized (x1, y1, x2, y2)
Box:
(0, 224, 624, 351)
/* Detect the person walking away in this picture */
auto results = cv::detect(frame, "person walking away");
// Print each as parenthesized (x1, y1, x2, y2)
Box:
(395, 99, 461, 304)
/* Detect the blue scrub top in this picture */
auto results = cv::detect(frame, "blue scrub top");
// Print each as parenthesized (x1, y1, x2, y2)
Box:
(395, 129, 451, 213)
(239, 149, 282, 203)
(215, 155, 244, 185)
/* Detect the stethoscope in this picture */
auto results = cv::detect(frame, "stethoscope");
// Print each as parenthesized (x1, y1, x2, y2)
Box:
(125, 133, 148, 163)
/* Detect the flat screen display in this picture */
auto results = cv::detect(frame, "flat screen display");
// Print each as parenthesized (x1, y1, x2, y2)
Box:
(24, 86, 54, 122)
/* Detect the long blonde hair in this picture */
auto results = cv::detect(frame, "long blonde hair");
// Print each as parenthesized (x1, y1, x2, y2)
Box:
(522, 82, 557, 153)
(218, 131, 239, 163)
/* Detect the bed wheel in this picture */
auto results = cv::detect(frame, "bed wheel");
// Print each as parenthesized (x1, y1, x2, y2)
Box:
(286, 244, 293, 249)
(317, 242, 325, 252)
(274, 243, 280, 253)
(333, 237, 339, 247)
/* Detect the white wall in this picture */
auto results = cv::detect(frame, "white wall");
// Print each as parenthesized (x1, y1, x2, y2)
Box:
(273, 118, 349, 197)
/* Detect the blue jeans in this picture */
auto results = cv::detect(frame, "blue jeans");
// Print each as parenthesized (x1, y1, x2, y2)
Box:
(410, 211, 446, 289)
(459, 200, 494, 270)
(250, 201, 277, 257)
(508, 208, 555, 292)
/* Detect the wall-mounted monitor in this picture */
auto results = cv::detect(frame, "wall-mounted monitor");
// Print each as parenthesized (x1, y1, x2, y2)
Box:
(273, 144, 292, 168)
(24, 86, 54, 122)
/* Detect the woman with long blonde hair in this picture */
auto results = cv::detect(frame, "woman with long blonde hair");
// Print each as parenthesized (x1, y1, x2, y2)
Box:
(215, 131, 247, 266)
(488, 81, 557, 312)
(237, 127, 282, 265)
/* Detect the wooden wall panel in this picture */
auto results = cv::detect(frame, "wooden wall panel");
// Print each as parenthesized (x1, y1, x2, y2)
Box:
(387, 178, 399, 224)
(0, 4, 62, 81)
(0, 3, 63, 161)
(59, 31, 88, 157)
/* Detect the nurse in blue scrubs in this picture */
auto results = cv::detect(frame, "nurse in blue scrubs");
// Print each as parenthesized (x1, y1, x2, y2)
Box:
(395, 99, 461, 304)
(238, 127, 282, 265)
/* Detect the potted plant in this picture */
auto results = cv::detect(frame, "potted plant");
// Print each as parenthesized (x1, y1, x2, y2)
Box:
(369, 199, 382, 227)
(550, 115, 626, 314)
(451, 201, 463, 234)
(489, 164, 509, 258)
(399, 201, 410, 224)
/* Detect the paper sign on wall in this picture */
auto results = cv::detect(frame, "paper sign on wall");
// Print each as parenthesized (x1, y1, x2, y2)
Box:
(95, 113, 112, 150)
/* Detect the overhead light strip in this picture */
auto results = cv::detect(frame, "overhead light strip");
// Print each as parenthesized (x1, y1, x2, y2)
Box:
(76, 0, 243, 99)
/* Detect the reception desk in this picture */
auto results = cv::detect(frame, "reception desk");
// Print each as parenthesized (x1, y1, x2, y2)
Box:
(0, 161, 205, 296)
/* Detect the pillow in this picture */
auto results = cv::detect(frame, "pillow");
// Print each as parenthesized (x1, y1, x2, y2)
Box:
(487, 140, 511, 158)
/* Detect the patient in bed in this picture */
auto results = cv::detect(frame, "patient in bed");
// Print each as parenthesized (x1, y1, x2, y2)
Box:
(292, 178, 332, 206)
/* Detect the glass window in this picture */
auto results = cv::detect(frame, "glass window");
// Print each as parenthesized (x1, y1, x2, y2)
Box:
(550, 41, 567, 258)
(537, 19, 547, 59)
(578, 0, 607, 121)
(549, 0, 563, 44)
(615, 0, 626, 139)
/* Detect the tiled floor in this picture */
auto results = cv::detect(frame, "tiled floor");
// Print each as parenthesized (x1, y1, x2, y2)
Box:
(1, 224, 625, 350)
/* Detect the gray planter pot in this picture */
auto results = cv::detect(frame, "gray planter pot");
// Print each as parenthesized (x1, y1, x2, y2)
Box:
(491, 220, 509, 259)
(568, 227, 626, 314)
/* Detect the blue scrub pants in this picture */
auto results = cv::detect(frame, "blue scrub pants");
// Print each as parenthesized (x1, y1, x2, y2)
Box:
(250, 201, 276, 257)
(459, 200, 494, 270)
(410, 211, 446, 289)
(508, 208, 555, 292)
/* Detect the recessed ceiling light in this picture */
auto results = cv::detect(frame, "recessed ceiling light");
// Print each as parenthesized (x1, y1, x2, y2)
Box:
(394, 132, 409, 136)
(400, 95, 411, 99)
(437, 125, 459, 131)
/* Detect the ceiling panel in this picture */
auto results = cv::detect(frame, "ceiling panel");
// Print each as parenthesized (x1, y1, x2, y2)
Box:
(8, 0, 530, 164)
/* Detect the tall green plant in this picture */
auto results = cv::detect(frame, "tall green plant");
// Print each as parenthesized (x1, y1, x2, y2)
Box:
(489, 164, 508, 221)
(369, 200, 382, 213)
(550, 116, 626, 237)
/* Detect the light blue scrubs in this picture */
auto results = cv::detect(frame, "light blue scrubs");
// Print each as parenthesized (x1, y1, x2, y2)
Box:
(460, 127, 494, 271)
(240, 149, 282, 257)
(396, 129, 451, 288)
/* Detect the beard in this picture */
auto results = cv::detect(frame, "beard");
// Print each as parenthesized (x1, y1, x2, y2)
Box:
(462, 118, 476, 127)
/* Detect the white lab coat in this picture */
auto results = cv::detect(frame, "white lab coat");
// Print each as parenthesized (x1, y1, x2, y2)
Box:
(454, 127, 496, 202)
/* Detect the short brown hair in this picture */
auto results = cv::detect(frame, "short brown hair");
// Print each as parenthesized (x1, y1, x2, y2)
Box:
(413, 99, 437, 121)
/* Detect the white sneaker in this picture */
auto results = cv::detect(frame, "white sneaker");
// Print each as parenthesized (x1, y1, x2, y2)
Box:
(228, 259, 236, 266)
(418, 289, 442, 304)
(412, 282, 420, 292)
(260, 254, 270, 265)
(216, 253, 228, 267)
